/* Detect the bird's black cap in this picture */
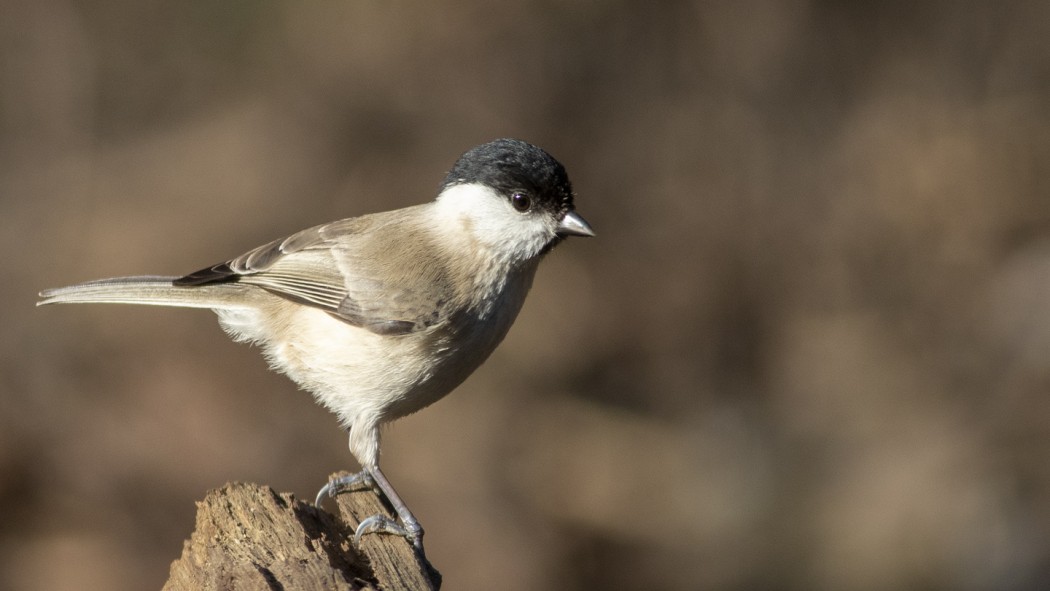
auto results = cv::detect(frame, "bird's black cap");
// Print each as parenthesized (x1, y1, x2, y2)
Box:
(441, 138, 576, 219)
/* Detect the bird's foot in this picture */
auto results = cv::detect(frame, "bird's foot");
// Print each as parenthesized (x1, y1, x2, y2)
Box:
(315, 470, 425, 551)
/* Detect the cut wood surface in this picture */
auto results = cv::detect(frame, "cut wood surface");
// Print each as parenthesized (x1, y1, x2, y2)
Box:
(163, 472, 441, 590)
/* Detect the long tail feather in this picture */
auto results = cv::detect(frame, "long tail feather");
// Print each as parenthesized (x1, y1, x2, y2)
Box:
(37, 276, 253, 309)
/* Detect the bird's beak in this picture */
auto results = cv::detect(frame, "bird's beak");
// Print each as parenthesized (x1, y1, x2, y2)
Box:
(557, 211, 595, 238)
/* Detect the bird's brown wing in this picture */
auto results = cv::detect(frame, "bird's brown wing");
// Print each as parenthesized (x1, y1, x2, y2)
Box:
(174, 209, 460, 335)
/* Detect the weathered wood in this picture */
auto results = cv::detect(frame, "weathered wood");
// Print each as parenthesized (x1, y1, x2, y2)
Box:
(163, 476, 441, 590)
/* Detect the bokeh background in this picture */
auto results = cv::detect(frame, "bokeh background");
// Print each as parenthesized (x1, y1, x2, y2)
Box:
(3, 2, 1050, 589)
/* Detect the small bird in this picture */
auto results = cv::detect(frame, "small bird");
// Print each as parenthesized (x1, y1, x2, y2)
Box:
(38, 138, 594, 551)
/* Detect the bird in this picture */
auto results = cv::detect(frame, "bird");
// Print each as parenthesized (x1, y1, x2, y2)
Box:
(37, 138, 594, 551)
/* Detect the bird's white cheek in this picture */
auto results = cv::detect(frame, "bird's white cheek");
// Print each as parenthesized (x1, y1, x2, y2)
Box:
(434, 183, 553, 259)
(469, 213, 555, 262)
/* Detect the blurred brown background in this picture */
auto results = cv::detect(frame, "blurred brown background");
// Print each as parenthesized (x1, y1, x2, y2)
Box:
(3, 2, 1050, 589)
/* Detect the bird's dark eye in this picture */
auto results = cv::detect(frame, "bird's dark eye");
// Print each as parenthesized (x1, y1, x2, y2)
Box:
(511, 192, 532, 212)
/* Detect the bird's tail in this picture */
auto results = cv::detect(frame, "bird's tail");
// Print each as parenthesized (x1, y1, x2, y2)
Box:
(37, 276, 253, 309)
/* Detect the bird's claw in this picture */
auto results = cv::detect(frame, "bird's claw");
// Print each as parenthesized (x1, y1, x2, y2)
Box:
(354, 514, 414, 547)
(314, 471, 375, 506)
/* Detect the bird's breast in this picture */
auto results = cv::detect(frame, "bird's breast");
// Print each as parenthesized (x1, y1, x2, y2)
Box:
(252, 266, 535, 425)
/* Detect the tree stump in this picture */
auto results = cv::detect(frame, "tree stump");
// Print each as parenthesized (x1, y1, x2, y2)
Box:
(163, 473, 441, 590)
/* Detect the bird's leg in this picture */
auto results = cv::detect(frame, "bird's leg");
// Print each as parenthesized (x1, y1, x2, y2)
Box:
(364, 464, 424, 548)
(316, 465, 425, 551)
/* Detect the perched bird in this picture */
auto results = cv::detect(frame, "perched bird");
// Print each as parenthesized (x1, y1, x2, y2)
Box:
(38, 138, 594, 550)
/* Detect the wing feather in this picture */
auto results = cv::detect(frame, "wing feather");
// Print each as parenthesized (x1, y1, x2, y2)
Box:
(173, 207, 462, 334)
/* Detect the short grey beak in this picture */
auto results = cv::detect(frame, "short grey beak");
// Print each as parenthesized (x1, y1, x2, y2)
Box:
(557, 211, 595, 237)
